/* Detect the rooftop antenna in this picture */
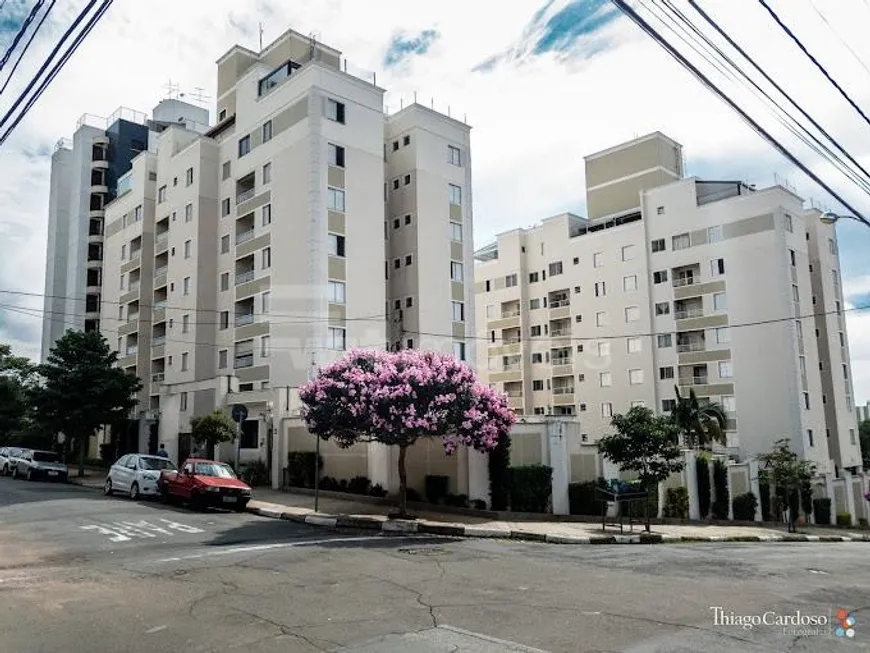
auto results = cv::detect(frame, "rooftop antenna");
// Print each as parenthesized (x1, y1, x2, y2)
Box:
(309, 32, 317, 60)
(259, 22, 264, 51)
(163, 79, 181, 100)
(191, 87, 211, 106)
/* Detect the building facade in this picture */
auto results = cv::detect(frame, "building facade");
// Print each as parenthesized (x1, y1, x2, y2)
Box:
(474, 132, 862, 478)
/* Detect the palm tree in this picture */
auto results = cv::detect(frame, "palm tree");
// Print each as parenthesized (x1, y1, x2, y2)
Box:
(671, 386, 727, 450)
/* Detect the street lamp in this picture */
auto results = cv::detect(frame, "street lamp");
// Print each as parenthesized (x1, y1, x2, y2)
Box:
(820, 211, 869, 227)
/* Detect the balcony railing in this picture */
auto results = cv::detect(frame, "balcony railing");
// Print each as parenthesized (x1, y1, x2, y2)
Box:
(234, 354, 254, 369)
(676, 341, 705, 353)
(552, 357, 571, 367)
(127, 314, 139, 323)
(673, 276, 697, 288)
(502, 337, 521, 345)
(128, 281, 140, 292)
(125, 346, 138, 356)
(550, 329, 570, 337)
(679, 375, 709, 386)
(153, 300, 167, 310)
(236, 188, 256, 204)
(236, 229, 255, 245)
(502, 363, 521, 371)
(156, 231, 170, 243)
(549, 299, 570, 309)
(151, 373, 165, 383)
(152, 336, 166, 346)
(154, 265, 168, 278)
(236, 270, 255, 285)
(130, 249, 142, 260)
(552, 386, 575, 395)
(505, 390, 524, 397)
(235, 313, 255, 327)
(675, 308, 704, 319)
(500, 309, 521, 318)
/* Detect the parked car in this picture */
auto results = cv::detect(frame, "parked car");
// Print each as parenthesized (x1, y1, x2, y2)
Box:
(105, 454, 178, 500)
(158, 458, 252, 511)
(0, 447, 23, 475)
(13, 450, 68, 482)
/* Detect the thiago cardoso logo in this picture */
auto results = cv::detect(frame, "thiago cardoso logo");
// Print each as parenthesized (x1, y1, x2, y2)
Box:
(709, 606, 848, 638)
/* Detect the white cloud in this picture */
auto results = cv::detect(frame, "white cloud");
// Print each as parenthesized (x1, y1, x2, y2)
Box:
(1, 0, 870, 396)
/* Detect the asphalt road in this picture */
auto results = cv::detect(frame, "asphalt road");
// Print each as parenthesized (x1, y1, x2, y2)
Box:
(1, 476, 869, 653)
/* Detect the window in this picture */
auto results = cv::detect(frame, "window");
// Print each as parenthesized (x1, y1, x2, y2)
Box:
(403, 135, 410, 146)
(327, 327, 346, 350)
(453, 341, 466, 361)
(262, 247, 271, 269)
(597, 341, 610, 357)
(657, 333, 673, 348)
(575, 315, 583, 323)
(220, 234, 230, 253)
(327, 187, 346, 212)
(328, 143, 345, 167)
(261, 291, 270, 314)
(672, 233, 690, 250)
(326, 281, 346, 304)
(850, 429, 857, 445)
(404, 254, 413, 266)
(182, 277, 190, 295)
(532, 380, 544, 392)
(828, 238, 836, 255)
(183, 240, 191, 259)
(596, 311, 608, 327)
(328, 233, 345, 257)
(656, 206, 665, 215)
(713, 292, 727, 311)
(625, 306, 640, 322)
(784, 214, 793, 232)
(394, 258, 401, 269)
(220, 311, 229, 330)
(532, 353, 543, 363)
(718, 361, 733, 378)
(262, 204, 271, 226)
(158, 186, 167, 203)
(574, 285, 582, 294)
(262, 162, 272, 184)
(326, 99, 345, 123)
(134, 205, 142, 222)
(549, 261, 563, 276)
(180, 392, 188, 411)
(121, 244, 126, 260)
(530, 325, 542, 337)
(662, 399, 676, 412)
(655, 302, 670, 316)
(707, 225, 723, 242)
(595, 281, 606, 297)
(715, 327, 730, 344)
(220, 272, 229, 291)
(601, 402, 613, 418)
(630, 400, 646, 409)
(218, 350, 228, 369)
(485, 304, 495, 318)
(181, 352, 189, 372)
(660, 366, 674, 380)
(182, 314, 190, 334)
(185, 167, 194, 186)
(623, 275, 637, 292)
(653, 270, 668, 284)
(450, 222, 462, 242)
(621, 245, 636, 261)
(261, 120, 273, 143)
(451, 301, 465, 322)
(722, 395, 736, 412)
(238, 135, 251, 157)
(842, 362, 849, 379)
(651, 238, 665, 253)
(448, 184, 462, 205)
(792, 284, 800, 302)
(450, 261, 464, 281)
(710, 258, 725, 276)
(222, 161, 231, 180)
(529, 298, 540, 311)
(218, 109, 227, 121)
(593, 252, 603, 268)
(392, 179, 399, 191)
(448, 145, 461, 166)
(599, 372, 612, 387)
(529, 272, 539, 283)
(629, 369, 644, 385)
(505, 273, 518, 288)
(221, 198, 231, 217)
(405, 297, 413, 308)
(403, 174, 411, 186)
(627, 337, 642, 353)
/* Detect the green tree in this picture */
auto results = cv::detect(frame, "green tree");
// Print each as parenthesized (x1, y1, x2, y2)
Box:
(859, 419, 870, 470)
(671, 385, 727, 449)
(189, 410, 236, 450)
(32, 331, 141, 476)
(0, 344, 37, 442)
(598, 406, 685, 531)
(758, 439, 816, 533)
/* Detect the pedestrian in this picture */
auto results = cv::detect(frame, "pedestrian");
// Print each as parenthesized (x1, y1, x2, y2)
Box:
(156, 444, 169, 459)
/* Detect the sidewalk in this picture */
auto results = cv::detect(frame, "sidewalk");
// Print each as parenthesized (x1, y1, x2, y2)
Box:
(248, 489, 870, 545)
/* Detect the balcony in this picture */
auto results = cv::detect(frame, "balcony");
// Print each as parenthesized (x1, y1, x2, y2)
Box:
(505, 390, 523, 398)
(236, 188, 256, 205)
(156, 231, 170, 244)
(236, 270, 255, 285)
(126, 345, 138, 356)
(502, 362, 522, 372)
(152, 336, 166, 347)
(677, 341, 705, 353)
(549, 299, 570, 309)
(236, 228, 255, 245)
(235, 313, 255, 327)
(675, 307, 704, 320)
(673, 276, 698, 288)
(153, 300, 167, 310)
(128, 280, 140, 292)
(151, 373, 165, 383)
(154, 265, 168, 278)
(552, 357, 571, 367)
(501, 309, 521, 318)
(679, 375, 709, 386)
(234, 354, 254, 369)
(552, 386, 575, 395)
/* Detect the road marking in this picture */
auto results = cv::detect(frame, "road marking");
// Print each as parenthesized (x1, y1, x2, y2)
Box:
(153, 535, 388, 563)
(145, 625, 167, 634)
(80, 518, 205, 543)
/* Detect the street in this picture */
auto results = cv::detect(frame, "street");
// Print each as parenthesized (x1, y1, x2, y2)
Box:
(1, 477, 869, 652)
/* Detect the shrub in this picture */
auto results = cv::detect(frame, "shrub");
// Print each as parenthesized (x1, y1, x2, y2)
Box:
(99, 443, 115, 465)
(732, 492, 758, 521)
(813, 497, 831, 525)
(471, 499, 487, 510)
(836, 512, 852, 527)
(347, 475, 371, 495)
(424, 475, 450, 504)
(319, 476, 339, 491)
(759, 471, 772, 521)
(444, 493, 469, 508)
(369, 483, 387, 498)
(84, 457, 108, 469)
(405, 487, 422, 503)
(240, 460, 269, 486)
(663, 486, 689, 519)
(800, 479, 814, 518)
(696, 456, 711, 519)
(286, 452, 323, 488)
(488, 433, 511, 511)
(568, 478, 605, 516)
(508, 465, 552, 513)
(711, 459, 729, 519)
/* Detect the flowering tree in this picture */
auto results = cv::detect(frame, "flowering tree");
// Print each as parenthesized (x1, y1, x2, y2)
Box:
(298, 349, 516, 516)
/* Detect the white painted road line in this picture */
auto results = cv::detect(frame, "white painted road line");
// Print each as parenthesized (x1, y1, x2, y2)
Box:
(152, 535, 389, 564)
(80, 518, 205, 543)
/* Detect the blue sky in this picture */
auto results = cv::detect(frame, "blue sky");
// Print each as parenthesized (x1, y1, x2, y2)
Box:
(0, 0, 868, 400)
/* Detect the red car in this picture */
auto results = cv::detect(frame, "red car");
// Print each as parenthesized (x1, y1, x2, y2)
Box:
(158, 458, 252, 511)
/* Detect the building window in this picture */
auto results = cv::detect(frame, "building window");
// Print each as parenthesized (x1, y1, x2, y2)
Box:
(402, 135, 410, 146)
(712, 292, 727, 311)
(406, 297, 413, 308)
(651, 238, 665, 252)
(789, 249, 796, 267)
(599, 372, 612, 387)
(453, 341, 466, 361)
(828, 238, 836, 255)
(532, 380, 544, 392)
(121, 244, 126, 260)
(621, 245, 636, 261)
(134, 205, 142, 222)
(218, 108, 227, 121)
(328, 327, 346, 350)
(657, 333, 673, 348)
(184, 240, 191, 259)
(710, 258, 725, 276)
(394, 258, 401, 269)
(707, 225, 723, 242)
(261, 120, 273, 143)
(238, 135, 251, 157)
(328, 281, 346, 304)
(445, 145, 462, 166)
(627, 337, 642, 353)
(715, 327, 730, 344)
(529, 272, 539, 284)
(158, 186, 167, 203)
(656, 206, 665, 215)
(623, 275, 637, 292)
(262, 162, 272, 184)
(181, 352, 189, 372)
(185, 167, 194, 186)
(628, 369, 644, 385)
(262, 204, 271, 226)
(595, 311, 608, 327)
(784, 214, 793, 232)
(850, 428, 856, 445)
(180, 392, 188, 411)
(653, 270, 668, 284)
(220, 234, 230, 253)
(392, 179, 399, 191)
(505, 273, 518, 288)
(601, 402, 613, 418)
(403, 174, 411, 186)
(328, 233, 346, 257)
(221, 198, 231, 217)
(451, 301, 465, 322)
(593, 252, 603, 268)
(182, 277, 191, 295)
(258, 335, 270, 358)
(404, 215, 411, 226)
(625, 306, 640, 322)
(404, 254, 413, 266)
(531, 353, 543, 364)
(450, 261, 464, 282)
(326, 142, 346, 168)
(660, 366, 674, 380)
(222, 161, 231, 180)
(722, 395, 736, 412)
(327, 187, 346, 212)
(548, 261, 563, 276)
(530, 325, 542, 337)
(655, 302, 670, 316)
(182, 314, 190, 334)
(718, 360, 733, 378)
(262, 247, 271, 269)
(326, 99, 345, 123)
(220, 311, 229, 330)
(598, 341, 611, 357)
(220, 272, 229, 291)
(447, 184, 462, 205)
(594, 281, 606, 297)
(672, 233, 690, 250)
(218, 350, 228, 369)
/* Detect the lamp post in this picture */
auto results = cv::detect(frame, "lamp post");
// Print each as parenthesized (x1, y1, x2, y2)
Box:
(819, 211, 870, 228)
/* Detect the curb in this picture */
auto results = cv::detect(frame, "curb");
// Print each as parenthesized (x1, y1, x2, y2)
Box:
(247, 506, 870, 545)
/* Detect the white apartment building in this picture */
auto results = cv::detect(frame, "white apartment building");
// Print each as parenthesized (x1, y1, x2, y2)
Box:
(94, 28, 482, 498)
(475, 132, 862, 477)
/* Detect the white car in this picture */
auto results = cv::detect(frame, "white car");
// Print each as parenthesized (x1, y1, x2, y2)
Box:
(104, 454, 177, 500)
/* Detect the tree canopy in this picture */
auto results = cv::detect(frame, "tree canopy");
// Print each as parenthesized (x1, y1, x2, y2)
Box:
(190, 410, 237, 449)
(859, 419, 870, 470)
(758, 438, 815, 532)
(671, 386, 727, 449)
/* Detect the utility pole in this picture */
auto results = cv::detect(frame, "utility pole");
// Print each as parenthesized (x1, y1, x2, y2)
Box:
(259, 23, 264, 51)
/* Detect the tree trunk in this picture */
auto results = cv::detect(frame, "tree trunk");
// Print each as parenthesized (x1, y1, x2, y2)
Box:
(398, 444, 408, 517)
(77, 434, 86, 478)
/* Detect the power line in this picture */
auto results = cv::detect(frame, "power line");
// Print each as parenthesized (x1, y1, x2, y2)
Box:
(0, 0, 44, 72)
(757, 0, 870, 130)
(805, 0, 870, 82)
(610, 0, 870, 227)
(0, 0, 57, 97)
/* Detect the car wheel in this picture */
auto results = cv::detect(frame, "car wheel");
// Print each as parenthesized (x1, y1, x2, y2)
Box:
(190, 492, 206, 512)
(129, 482, 140, 501)
(12, 466, 18, 479)
(2, 464, 7, 475)
(233, 500, 250, 512)
(104, 478, 113, 496)
(26, 468, 33, 481)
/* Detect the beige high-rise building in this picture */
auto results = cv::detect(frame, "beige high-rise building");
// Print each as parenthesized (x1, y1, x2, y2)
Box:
(474, 132, 862, 475)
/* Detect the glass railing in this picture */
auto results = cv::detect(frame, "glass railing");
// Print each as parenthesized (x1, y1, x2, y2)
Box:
(234, 354, 254, 369)
(236, 188, 256, 204)
(673, 276, 697, 288)
(549, 299, 570, 308)
(676, 341, 705, 353)
(154, 266, 168, 278)
(552, 358, 571, 367)
(680, 376, 709, 386)
(156, 231, 169, 243)
(153, 300, 167, 310)
(236, 229, 255, 244)
(235, 313, 255, 327)
(675, 308, 704, 319)
(552, 387, 575, 395)
(151, 372, 165, 383)
(152, 336, 166, 347)
(236, 270, 255, 285)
